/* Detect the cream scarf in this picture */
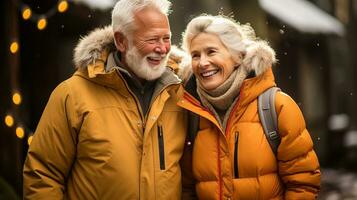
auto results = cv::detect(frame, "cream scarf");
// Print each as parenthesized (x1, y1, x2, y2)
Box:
(197, 66, 248, 127)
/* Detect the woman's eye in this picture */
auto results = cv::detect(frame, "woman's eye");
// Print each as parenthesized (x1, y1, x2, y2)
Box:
(191, 54, 199, 59)
(208, 50, 216, 55)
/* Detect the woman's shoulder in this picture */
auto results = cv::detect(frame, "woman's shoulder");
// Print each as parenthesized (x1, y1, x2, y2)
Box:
(275, 91, 300, 112)
(275, 91, 307, 136)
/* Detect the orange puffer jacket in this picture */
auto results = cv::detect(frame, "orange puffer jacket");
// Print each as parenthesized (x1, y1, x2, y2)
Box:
(178, 68, 321, 200)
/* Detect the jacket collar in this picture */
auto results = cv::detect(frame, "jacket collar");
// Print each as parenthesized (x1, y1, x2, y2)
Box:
(238, 67, 276, 108)
(179, 67, 276, 132)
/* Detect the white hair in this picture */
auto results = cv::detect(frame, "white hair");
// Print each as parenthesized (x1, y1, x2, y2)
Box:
(182, 15, 256, 62)
(112, 0, 172, 35)
(181, 14, 276, 75)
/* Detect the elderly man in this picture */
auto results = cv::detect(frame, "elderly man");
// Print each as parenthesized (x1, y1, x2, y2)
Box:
(23, 0, 191, 199)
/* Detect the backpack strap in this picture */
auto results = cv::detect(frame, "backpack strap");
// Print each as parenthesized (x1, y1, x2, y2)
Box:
(258, 87, 281, 156)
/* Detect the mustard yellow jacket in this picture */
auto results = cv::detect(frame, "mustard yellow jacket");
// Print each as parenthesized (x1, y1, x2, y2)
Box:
(178, 69, 321, 200)
(23, 27, 188, 200)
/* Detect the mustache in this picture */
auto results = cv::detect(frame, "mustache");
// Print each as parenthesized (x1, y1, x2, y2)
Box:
(146, 52, 167, 59)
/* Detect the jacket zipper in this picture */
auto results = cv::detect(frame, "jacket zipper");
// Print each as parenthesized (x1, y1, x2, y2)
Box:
(217, 133, 222, 200)
(144, 83, 179, 122)
(225, 88, 244, 136)
(157, 125, 165, 170)
(115, 69, 180, 132)
(234, 131, 239, 178)
(182, 85, 246, 200)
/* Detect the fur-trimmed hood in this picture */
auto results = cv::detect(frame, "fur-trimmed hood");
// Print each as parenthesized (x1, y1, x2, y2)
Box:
(72, 26, 189, 74)
(170, 41, 277, 83)
(73, 26, 116, 69)
(72, 26, 192, 84)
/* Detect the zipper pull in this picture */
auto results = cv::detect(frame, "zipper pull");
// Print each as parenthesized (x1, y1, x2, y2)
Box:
(159, 126, 163, 137)
(158, 120, 163, 137)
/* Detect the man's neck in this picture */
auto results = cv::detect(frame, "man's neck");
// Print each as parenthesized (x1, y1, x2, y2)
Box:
(123, 64, 147, 85)
(114, 51, 147, 85)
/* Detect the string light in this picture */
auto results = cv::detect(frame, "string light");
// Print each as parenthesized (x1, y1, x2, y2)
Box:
(12, 92, 22, 105)
(22, 7, 32, 20)
(5, 115, 14, 127)
(37, 17, 47, 30)
(10, 42, 19, 54)
(17, 0, 69, 30)
(16, 127, 25, 139)
(58, 1, 69, 13)
(8, 0, 70, 144)
(27, 135, 33, 145)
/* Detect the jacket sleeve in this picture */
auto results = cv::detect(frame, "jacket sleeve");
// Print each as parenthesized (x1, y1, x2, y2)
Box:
(23, 82, 79, 200)
(275, 92, 321, 199)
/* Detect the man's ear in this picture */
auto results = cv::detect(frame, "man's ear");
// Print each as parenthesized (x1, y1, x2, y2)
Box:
(114, 32, 128, 52)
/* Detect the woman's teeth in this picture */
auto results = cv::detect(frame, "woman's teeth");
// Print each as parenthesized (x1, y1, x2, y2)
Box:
(201, 70, 219, 78)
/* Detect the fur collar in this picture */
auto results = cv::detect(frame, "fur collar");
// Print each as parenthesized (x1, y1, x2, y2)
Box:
(170, 41, 277, 83)
(73, 26, 116, 69)
(72, 26, 188, 73)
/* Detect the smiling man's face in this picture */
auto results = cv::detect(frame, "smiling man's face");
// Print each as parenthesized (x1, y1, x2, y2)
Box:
(124, 7, 171, 80)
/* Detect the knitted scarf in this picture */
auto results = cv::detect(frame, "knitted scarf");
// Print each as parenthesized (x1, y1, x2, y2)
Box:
(197, 66, 248, 127)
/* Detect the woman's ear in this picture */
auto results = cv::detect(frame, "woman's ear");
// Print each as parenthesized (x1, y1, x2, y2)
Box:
(233, 52, 244, 68)
(114, 32, 128, 52)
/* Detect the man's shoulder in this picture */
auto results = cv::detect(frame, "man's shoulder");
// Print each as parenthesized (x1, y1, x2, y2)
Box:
(63, 70, 92, 86)
(49, 71, 91, 98)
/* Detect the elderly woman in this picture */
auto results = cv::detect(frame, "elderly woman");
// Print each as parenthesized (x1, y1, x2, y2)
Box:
(177, 15, 321, 199)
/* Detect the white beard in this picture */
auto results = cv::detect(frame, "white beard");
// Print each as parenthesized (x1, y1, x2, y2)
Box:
(125, 45, 168, 81)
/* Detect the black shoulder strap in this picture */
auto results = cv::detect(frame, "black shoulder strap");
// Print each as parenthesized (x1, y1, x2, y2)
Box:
(258, 87, 281, 156)
(187, 112, 199, 145)
(185, 74, 200, 146)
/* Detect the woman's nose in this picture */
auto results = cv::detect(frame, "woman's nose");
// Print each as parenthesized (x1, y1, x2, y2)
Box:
(199, 56, 210, 68)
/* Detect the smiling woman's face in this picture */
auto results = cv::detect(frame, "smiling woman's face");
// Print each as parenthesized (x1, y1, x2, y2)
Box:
(190, 32, 238, 91)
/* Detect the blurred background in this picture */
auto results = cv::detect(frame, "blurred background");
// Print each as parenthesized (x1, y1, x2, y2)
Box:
(1, 0, 356, 199)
